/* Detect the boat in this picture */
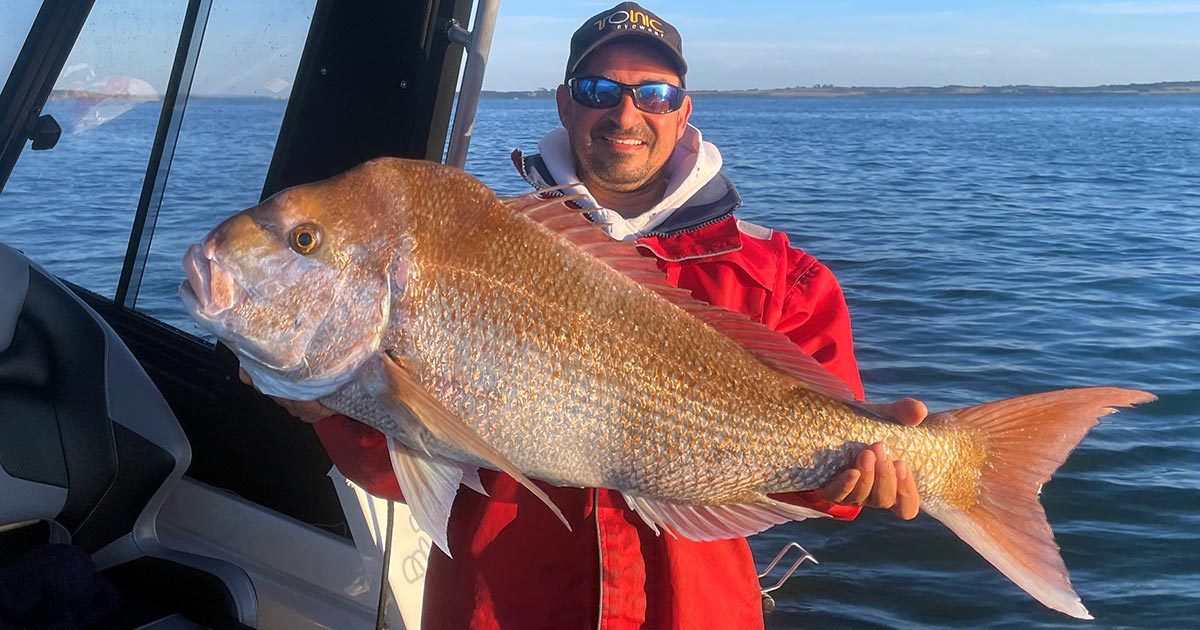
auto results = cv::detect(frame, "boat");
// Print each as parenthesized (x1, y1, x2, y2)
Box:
(0, 1, 499, 627)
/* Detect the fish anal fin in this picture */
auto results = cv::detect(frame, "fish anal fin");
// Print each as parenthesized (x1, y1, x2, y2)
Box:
(622, 494, 828, 541)
(379, 352, 570, 531)
(923, 387, 1155, 619)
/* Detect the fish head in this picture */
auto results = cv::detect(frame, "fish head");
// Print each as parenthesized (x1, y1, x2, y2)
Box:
(180, 159, 413, 399)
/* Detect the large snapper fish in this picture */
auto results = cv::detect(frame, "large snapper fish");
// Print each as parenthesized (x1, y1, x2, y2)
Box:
(181, 158, 1151, 619)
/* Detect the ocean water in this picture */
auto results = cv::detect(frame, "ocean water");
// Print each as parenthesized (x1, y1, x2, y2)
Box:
(3, 94, 1198, 629)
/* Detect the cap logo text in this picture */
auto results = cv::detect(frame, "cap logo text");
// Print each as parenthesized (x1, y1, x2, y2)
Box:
(594, 9, 665, 37)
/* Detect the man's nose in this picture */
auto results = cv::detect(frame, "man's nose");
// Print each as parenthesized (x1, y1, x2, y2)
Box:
(611, 90, 644, 129)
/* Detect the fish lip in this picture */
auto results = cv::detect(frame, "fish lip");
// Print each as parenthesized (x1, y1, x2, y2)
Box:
(182, 243, 213, 313)
(178, 278, 206, 320)
(182, 241, 244, 317)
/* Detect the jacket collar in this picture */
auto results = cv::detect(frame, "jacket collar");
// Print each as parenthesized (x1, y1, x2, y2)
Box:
(635, 216, 743, 262)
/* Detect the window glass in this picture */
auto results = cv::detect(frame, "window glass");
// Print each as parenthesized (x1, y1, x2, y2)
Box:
(0, 1, 42, 90)
(0, 1, 187, 298)
(135, 0, 316, 335)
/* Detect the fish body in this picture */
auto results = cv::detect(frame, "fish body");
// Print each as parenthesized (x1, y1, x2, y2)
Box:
(181, 158, 1152, 619)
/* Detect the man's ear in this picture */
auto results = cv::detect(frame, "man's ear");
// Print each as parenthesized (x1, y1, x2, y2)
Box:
(556, 84, 572, 127)
(675, 94, 693, 138)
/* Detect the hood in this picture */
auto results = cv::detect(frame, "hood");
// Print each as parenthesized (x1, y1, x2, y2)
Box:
(531, 124, 736, 241)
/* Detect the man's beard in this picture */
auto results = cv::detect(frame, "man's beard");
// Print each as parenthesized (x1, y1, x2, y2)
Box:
(581, 122, 659, 191)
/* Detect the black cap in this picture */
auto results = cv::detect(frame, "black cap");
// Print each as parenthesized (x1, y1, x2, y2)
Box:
(565, 2, 687, 86)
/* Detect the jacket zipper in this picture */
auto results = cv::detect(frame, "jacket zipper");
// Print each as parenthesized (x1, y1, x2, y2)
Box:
(595, 487, 604, 630)
(643, 212, 733, 238)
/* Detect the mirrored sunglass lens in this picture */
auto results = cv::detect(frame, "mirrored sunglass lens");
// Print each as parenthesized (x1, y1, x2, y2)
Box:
(571, 78, 681, 112)
(574, 78, 621, 108)
(634, 84, 679, 113)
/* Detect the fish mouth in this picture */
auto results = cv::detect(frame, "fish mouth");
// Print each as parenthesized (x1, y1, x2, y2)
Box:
(181, 241, 245, 318)
(178, 273, 295, 373)
(178, 241, 312, 375)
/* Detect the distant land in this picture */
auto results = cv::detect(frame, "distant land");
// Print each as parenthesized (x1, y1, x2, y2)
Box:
(482, 80, 1200, 99)
(46, 80, 1200, 101)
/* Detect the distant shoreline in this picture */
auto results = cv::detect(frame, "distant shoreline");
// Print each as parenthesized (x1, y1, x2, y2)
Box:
(481, 80, 1200, 99)
(48, 80, 1200, 101)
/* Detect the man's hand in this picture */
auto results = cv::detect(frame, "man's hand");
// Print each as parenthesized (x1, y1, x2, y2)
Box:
(874, 397, 927, 427)
(818, 397, 928, 520)
(238, 367, 336, 424)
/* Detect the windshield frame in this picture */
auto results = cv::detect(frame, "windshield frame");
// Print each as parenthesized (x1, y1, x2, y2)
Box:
(0, 1, 95, 191)
(114, 0, 212, 309)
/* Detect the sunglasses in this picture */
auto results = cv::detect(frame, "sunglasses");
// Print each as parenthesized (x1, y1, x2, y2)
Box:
(567, 76, 687, 114)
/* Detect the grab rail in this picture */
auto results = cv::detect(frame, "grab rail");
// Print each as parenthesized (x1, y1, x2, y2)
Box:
(444, 0, 500, 169)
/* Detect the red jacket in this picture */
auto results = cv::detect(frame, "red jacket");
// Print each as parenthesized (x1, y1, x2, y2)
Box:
(313, 210, 866, 629)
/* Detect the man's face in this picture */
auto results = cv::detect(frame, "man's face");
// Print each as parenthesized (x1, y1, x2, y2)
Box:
(556, 41, 692, 196)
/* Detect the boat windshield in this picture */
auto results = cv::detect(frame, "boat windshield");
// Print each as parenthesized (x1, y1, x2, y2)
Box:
(0, 1, 42, 90)
(0, 0, 314, 338)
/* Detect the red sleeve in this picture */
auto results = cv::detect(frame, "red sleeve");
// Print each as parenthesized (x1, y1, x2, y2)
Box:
(768, 254, 865, 520)
(769, 490, 862, 520)
(773, 255, 864, 399)
(312, 415, 405, 502)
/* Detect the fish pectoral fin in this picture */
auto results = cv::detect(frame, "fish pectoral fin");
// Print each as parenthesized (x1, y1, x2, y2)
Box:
(621, 493, 829, 541)
(379, 352, 569, 531)
(385, 437, 465, 557)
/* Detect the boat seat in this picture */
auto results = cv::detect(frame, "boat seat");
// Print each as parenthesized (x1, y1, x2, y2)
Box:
(0, 243, 257, 629)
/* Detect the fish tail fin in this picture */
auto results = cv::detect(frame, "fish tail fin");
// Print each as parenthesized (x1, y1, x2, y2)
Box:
(922, 387, 1154, 619)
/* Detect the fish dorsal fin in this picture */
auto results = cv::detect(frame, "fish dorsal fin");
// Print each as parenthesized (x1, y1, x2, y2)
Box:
(622, 493, 829, 541)
(507, 195, 858, 402)
(500, 185, 581, 213)
(379, 352, 570, 531)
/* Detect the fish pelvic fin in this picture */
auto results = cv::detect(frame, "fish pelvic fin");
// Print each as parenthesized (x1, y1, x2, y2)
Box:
(922, 387, 1155, 620)
(622, 493, 829, 541)
(379, 351, 571, 532)
(385, 437, 467, 557)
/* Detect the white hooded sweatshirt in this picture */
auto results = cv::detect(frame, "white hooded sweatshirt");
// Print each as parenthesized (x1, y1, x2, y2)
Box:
(535, 123, 724, 241)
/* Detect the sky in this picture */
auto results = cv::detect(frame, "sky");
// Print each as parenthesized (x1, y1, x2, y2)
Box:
(3, 0, 1198, 96)
(488, 0, 1200, 91)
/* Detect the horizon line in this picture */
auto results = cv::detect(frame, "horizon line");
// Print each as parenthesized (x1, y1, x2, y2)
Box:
(49, 79, 1200, 100)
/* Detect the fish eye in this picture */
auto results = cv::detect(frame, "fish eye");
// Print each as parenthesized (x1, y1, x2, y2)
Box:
(290, 224, 320, 255)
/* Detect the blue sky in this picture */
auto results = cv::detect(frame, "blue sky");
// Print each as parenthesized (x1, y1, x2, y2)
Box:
(488, 0, 1200, 90)
(6, 0, 1198, 96)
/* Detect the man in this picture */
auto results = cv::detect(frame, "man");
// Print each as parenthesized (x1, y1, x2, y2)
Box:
(257, 3, 926, 628)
